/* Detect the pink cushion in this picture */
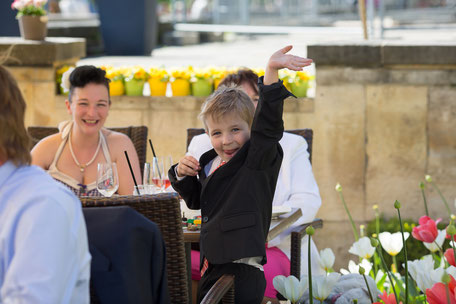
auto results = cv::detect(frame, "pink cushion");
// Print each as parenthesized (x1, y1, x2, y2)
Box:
(190, 246, 290, 298)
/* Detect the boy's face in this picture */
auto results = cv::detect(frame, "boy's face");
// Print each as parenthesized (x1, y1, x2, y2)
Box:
(206, 112, 250, 162)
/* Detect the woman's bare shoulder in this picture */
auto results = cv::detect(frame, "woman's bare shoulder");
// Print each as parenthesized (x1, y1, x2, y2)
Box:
(31, 133, 63, 167)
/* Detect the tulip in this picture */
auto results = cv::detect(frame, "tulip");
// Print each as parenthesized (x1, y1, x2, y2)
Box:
(349, 236, 376, 259)
(378, 232, 410, 257)
(430, 266, 456, 285)
(445, 248, 456, 267)
(319, 248, 335, 273)
(273, 275, 308, 304)
(423, 230, 446, 253)
(378, 291, 401, 304)
(407, 255, 436, 292)
(412, 216, 440, 243)
(341, 259, 373, 276)
(426, 274, 456, 304)
(312, 273, 341, 302)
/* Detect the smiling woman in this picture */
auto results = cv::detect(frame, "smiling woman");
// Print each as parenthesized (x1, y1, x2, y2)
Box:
(31, 65, 141, 196)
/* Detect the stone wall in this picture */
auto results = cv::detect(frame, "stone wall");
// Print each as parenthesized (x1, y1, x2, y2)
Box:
(4, 38, 455, 270)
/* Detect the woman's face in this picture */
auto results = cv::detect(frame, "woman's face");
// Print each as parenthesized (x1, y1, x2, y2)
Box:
(66, 83, 110, 135)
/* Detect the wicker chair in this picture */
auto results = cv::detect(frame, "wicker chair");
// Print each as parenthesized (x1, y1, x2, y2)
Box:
(186, 128, 322, 278)
(80, 193, 188, 303)
(27, 125, 148, 171)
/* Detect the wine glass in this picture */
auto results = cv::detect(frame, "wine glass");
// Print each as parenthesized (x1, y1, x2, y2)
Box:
(152, 156, 164, 192)
(97, 162, 119, 197)
(162, 155, 173, 191)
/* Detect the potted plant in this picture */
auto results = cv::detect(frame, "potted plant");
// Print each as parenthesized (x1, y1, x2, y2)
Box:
(148, 67, 169, 96)
(103, 66, 126, 96)
(190, 67, 213, 97)
(289, 71, 314, 98)
(124, 66, 149, 96)
(170, 68, 191, 96)
(11, 0, 48, 40)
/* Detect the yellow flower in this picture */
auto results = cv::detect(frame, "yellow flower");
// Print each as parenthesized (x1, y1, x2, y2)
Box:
(104, 66, 124, 82)
(170, 68, 191, 81)
(124, 66, 149, 81)
(149, 67, 169, 82)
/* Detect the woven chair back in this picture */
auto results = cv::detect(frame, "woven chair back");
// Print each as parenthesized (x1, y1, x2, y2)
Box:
(80, 193, 188, 303)
(27, 125, 148, 171)
(186, 128, 313, 163)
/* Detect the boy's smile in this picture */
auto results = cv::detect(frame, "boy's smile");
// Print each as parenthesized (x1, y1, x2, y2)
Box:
(206, 112, 250, 162)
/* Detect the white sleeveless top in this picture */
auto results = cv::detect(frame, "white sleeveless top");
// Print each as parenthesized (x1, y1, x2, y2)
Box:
(47, 121, 112, 197)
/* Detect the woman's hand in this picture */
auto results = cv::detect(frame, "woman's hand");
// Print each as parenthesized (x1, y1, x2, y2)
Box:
(177, 155, 201, 177)
(264, 45, 313, 85)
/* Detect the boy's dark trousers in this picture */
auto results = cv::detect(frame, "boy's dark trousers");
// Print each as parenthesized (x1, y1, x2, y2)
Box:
(197, 262, 266, 304)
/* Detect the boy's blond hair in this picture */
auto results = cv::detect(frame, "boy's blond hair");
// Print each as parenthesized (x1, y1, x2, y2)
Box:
(199, 85, 255, 131)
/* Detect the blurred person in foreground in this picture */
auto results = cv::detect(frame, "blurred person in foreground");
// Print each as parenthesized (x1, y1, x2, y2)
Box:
(31, 65, 141, 196)
(0, 63, 91, 303)
(187, 68, 323, 302)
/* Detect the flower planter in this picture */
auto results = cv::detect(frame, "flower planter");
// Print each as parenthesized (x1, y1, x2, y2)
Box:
(171, 79, 190, 96)
(191, 79, 213, 97)
(290, 81, 309, 98)
(109, 79, 125, 96)
(148, 78, 168, 96)
(18, 15, 48, 41)
(124, 79, 145, 96)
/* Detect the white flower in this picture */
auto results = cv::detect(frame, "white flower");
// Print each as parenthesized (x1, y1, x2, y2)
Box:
(340, 259, 372, 275)
(33, 0, 48, 6)
(348, 236, 375, 259)
(378, 231, 410, 256)
(423, 229, 446, 253)
(407, 255, 436, 292)
(60, 67, 74, 93)
(12, 0, 29, 10)
(319, 248, 335, 272)
(273, 275, 308, 304)
(312, 273, 341, 301)
(430, 266, 456, 284)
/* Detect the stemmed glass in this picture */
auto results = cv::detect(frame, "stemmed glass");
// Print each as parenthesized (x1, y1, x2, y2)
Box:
(152, 156, 164, 192)
(97, 162, 119, 197)
(162, 155, 173, 191)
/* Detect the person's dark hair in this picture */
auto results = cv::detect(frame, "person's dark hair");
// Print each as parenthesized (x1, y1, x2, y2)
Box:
(218, 68, 259, 95)
(68, 65, 111, 103)
(0, 65, 31, 165)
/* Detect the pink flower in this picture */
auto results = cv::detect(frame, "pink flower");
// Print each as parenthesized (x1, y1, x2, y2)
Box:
(445, 248, 456, 267)
(378, 291, 401, 304)
(412, 216, 440, 243)
(426, 276, 456, 304)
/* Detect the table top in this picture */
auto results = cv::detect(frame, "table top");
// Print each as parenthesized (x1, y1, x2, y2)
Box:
(182, 208, 303, 243)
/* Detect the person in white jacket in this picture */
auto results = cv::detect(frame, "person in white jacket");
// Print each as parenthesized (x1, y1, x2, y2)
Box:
(187, 69, 323, 301)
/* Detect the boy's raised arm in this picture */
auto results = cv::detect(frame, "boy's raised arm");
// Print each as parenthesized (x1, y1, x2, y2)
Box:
(264, 45, 313, 85)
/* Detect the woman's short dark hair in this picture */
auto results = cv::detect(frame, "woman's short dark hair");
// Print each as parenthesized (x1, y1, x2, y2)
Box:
(218, 68, 259, 95)
(69, 65, 111, 102)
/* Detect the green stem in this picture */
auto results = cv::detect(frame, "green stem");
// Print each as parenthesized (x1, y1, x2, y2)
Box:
(445, 283, 451, 304)
(452, 236, 456, 267)
(362, 273, 374, 303)
(377, 247, 399, 304)
(397, 208, 409, 304)
(373, 251, 378, 278)
(392, 255, 397, 274)
(420, 187, 429, 216)
(338, 191, 359, 241)
(308, 233, 313, 304)
(431, 181, 451, 216)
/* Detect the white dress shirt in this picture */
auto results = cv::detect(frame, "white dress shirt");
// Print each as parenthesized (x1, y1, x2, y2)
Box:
(0, 161, 91, 304)
(187, 132, 324, 275)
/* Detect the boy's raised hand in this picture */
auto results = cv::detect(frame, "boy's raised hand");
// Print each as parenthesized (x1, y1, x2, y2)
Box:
(177, 155, 201, 177)
(264, 45, 313, 85)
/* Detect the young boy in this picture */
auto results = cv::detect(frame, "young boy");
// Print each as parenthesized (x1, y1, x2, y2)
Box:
(169, 46, 312, 303)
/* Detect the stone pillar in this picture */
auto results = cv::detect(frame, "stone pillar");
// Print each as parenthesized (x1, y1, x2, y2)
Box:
(307, 41, 456, 268)
(0, 37, 85, 126)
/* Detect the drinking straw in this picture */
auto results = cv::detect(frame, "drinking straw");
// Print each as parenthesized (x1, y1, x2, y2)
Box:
(124, 150, 140, 195)
(148, 139, 162, 180)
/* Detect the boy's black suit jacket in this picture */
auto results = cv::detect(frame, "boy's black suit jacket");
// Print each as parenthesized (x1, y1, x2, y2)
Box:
(169, 79, 292, 265)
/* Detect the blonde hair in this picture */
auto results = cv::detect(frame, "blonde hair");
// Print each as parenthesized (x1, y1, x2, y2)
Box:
(199, 85, 255, 131)
(0, 65, 31, 165)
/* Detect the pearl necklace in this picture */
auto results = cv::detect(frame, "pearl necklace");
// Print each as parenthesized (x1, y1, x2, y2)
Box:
(69, 130, 102, 173)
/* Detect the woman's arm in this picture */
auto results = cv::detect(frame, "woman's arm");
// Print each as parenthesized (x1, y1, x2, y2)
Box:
(109, 132, 142, 195)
